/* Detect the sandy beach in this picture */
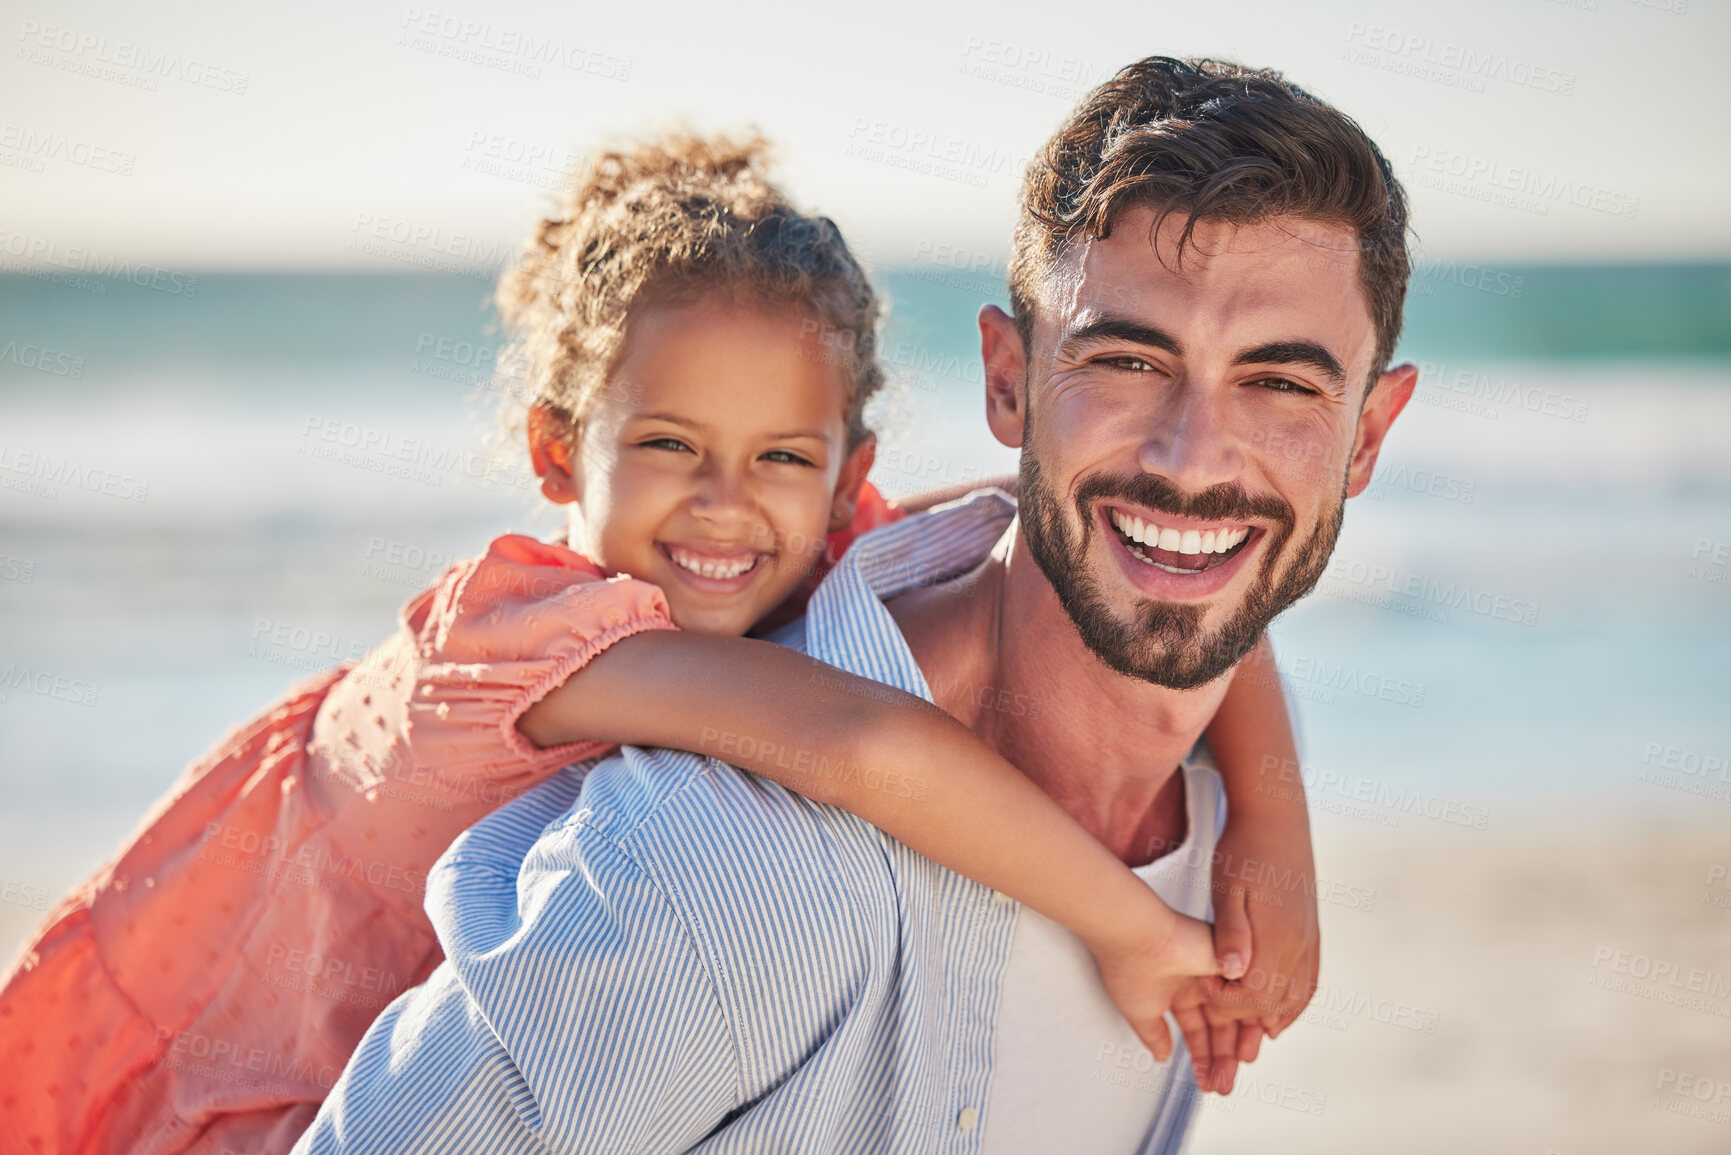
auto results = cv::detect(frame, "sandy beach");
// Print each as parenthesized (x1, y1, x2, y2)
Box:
(1188, 811, 1731, 1154)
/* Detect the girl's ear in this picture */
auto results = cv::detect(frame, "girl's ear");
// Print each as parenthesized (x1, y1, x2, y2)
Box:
(828, 434, 877, 528)
(527, 403, 580, 505)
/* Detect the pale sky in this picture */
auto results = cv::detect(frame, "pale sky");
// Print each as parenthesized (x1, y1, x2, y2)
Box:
(3, 0, 1726, 272)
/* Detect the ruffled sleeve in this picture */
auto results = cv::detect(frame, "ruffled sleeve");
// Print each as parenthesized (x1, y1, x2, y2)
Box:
(299, 534, 678, 919)
(311, 534, 676, 801)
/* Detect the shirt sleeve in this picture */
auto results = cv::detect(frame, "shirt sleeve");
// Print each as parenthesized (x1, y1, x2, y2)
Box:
(294, 822, 740, 1155)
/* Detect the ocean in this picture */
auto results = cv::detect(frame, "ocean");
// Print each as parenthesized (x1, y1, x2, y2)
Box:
(1, 264, 1728, 900)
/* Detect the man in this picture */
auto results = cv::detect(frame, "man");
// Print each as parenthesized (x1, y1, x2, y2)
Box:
(295, 56, 1416, 1153)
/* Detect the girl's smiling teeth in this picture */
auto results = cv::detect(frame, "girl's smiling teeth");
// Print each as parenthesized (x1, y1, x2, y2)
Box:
(1107, 508, 1252, 575)
(661, 542, 766, 581)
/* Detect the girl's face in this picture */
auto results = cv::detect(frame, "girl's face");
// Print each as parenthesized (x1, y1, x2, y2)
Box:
(532, 295, 874, 636)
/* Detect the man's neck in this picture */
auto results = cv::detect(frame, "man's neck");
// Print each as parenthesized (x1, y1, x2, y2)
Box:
(887, 525, 1231, 866)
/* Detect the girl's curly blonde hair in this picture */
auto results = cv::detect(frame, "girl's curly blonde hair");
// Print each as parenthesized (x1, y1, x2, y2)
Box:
(496, 131, 883, 447)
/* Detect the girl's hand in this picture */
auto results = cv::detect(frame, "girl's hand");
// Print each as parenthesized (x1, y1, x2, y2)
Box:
(1085, 890, 1222, 1065)
(1199, 817, 1321, 1040)
(1171, 983, 1265, 1094)
(1201, 631, 1320, 1040)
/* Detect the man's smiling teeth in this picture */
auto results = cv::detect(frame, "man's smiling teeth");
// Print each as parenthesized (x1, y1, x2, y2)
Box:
(1109, 510, 1249, 556)
(667, 545, 759, 580)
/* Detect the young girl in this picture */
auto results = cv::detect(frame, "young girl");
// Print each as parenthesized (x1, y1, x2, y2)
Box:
(0, 133, 1315, 1154)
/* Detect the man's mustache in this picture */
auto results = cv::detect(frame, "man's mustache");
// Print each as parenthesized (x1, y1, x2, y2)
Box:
(1072, 472, 1296, 532)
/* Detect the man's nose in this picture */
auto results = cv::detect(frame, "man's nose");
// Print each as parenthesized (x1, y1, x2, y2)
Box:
(1134, 378, 1244, 491)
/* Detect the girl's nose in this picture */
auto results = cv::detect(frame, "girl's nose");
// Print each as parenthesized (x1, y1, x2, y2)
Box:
(689, 464, 753, 526)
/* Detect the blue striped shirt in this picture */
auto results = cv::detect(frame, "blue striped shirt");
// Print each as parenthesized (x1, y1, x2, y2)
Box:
(293, 490, 1204, 1155)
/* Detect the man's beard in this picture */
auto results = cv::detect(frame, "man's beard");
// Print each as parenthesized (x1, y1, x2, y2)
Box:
(1019, 448, 1346, 690)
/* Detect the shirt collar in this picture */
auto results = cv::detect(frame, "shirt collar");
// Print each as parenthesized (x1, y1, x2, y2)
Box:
(798, 487, 1017, 702)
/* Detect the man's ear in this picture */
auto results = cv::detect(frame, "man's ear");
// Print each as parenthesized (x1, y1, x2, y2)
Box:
(527, 403, 581, 505)
(828, 433, 877, 527)
(1345, 363, 1417, 498)
(980, 304, 1028, 449)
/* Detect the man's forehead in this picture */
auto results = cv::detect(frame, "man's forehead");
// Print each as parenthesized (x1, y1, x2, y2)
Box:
(1041, 210, 1373, 361)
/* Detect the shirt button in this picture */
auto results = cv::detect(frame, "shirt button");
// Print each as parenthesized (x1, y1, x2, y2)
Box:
(991, 890, 1011, 904)
(957, 1106, 979, 1131)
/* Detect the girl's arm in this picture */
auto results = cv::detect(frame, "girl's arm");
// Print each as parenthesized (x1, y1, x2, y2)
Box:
(1186, 634, 1320, 1091)
(518, 628, 1220, 1063)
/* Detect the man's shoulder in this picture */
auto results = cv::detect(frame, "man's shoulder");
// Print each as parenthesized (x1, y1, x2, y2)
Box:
(499, 750, 906, 1094)
(442, 747, 903, 965)
(570, 748, 903, 921)
(337, 750, 927, 1150)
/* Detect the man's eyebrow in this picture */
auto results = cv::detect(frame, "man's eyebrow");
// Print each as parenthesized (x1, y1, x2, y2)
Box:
(1058, 316, 1184, 357)
(1233, 341, 1346, 387)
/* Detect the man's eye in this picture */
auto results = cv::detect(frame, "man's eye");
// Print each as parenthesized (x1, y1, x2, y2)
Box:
(1252, 377, 1315, 395)
(762, 449, 814, 466)
(1100, 355, 1156, 372)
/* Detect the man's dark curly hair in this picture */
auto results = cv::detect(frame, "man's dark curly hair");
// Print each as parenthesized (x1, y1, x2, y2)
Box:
(1010, 56, 1411, 382)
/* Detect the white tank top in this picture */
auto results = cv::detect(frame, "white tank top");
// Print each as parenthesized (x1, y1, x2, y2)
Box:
(979, 752, 1225, 1154)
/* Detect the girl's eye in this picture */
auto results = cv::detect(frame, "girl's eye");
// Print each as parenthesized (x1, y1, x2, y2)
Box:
(641, 436, 693, 453)
(761, 449, 814, 467)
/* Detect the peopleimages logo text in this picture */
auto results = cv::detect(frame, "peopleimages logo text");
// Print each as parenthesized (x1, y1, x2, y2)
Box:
(1409, 146, 1639, 219)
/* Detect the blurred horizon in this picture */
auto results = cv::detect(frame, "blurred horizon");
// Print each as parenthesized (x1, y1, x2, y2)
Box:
(5, 260, 1730, 373)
